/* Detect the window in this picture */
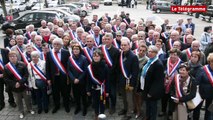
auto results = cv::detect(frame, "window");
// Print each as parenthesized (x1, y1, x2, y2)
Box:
(20, 13, 34, 21)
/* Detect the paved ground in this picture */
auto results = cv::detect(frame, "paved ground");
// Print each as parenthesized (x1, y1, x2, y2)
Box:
(0, 4, 209, 120)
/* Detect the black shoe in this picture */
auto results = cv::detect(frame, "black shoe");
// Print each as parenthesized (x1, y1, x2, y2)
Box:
(118, 109, 127, 115)
(44, 109, 48, 113)
(82, 109, 87, 116)
(65, 107, 70, 113)
(109, 107, 115, 115)
(52, 107, 59, 114)
(9, 102, 17, 108)
(74, 108, 81, 115)
(37, 109, 42, 114)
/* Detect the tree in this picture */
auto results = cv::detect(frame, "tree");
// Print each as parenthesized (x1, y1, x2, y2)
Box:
(0, 0, 7, 16)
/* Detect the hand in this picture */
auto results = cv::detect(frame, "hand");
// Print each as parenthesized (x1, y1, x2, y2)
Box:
(74, 79, 79, 84)
(128, 86, 134, 91)
(0, 74, 3, 78)
(47, 80, 51, 86)
(15, 82, 20, 88)
(106, 93, 109, 97)
(174, 98, 179, 103)
(87, 92, 91, 96)
(147, 94, 152, 98)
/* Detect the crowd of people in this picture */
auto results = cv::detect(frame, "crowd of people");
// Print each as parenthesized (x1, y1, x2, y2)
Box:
(0, 10, 213, 120)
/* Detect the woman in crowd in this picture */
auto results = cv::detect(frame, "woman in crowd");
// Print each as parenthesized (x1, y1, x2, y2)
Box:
(171, 63, 197, 120)
(134, 44, 148, 119)
(62, 34, 71, 50)
(188, 51, 203, 120)
(199, 53, 213, 120)
(86, 49, 109, 120)
(28, 51, 48, 114)
(67, 44, 88, 116)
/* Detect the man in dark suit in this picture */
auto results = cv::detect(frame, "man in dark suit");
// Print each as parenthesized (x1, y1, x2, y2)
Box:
(161, 19, 169, 33)
(101, 33, 120, 114)
(118, 37, 139, 120)
(46, 38, 70, 113)
(93, 26, 103, 46)
(185, 18, 195, 35)
(0, 48, 16, 110)
(141, 45, 165, 120)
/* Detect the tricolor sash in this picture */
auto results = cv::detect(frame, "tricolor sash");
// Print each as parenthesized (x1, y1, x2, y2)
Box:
(101, 45, 113, 67)
(69, 55, 83, 73)
(123, 19, 129, 26)
(5, 62, 22, 81)
(89, 30, 94, 35)
(69, 29, 76, 40)
(203, 65, 213, 87)
(17, 46, 29, 65)
(112, 39, 119, 49)
(120, 51, 129, 79)
(33, 45, 42, 54)
(186, 48, 192, 58)
(0, 59, 4, 71)
(30, 62, 46, 81)
(50, 49, 67, 75)
(101, 29, 105, 35)
(174, 74, 182, 98)
(113, 25, 118, 32)
(161, 32, 168, 39)
(165, 57, 181, 93)
(88, 64, 106, 101)
(27, 32, 31, 39)
(28, 39, 32, 44)
(183, 35, 187, 44)
(6, 47, 11, 51)
(41, 52, 46, 60)
(82, 47, 93, 63)
(169, 39, 173, 49)
(167, 57, 181, 77)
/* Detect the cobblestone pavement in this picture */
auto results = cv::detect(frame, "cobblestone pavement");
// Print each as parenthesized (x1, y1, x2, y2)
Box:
(0, 93, 205, 120)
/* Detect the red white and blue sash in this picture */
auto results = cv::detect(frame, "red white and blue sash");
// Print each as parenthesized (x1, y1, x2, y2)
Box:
(186, 48, 192, 58)
(50, 49, 67, 75)
(88, 64, 105, 96)
(161, 32, 167, 39)
(167, 57, 181, 77)
(101, 29, 105, 35)
(0, 59, 4, 71)
(183, 35, 187, 44)
(113, 25, 118, 32)
(5, 62, 22, 81)
(17, 46, 29, 65)
(174, 74, 182, 98)
(112, 39, 119, 49)
(30, 62, 46, 81)
(69, 55, 83, 73)
(6, 47, 11, 51)
(101, 45, 113, 67)
(28, 39, 32, 44)
(120, 51, 129, 79)
(123, 19, 129, 26)
(69, 29, 76, 40)
(82, 47, 93, 63)
(169, 39, 173, 49)
(33, 45, 42, 54)
(174, 74, 190, 99)
(203, 65, 213, 87)
(27, 32, 31, 39)
(165, 58, 181, 93)
(89, 30, 94, 35)
(41, 52, 45, 60)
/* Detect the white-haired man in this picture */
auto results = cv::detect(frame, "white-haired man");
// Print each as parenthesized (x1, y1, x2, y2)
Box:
(46, 38, 70, 113)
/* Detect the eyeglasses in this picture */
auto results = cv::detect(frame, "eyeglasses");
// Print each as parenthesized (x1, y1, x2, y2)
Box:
(116, 35, 122, 37)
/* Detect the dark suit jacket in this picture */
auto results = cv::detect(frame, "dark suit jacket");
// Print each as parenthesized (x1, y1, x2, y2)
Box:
(143, 59, 165, 100)
(185, 23, 195, 35)
(161, 23, 167, 33)
(119, 50, 139, 88)
(0, 48, 9, 74)
(46, 49, 70, 83)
